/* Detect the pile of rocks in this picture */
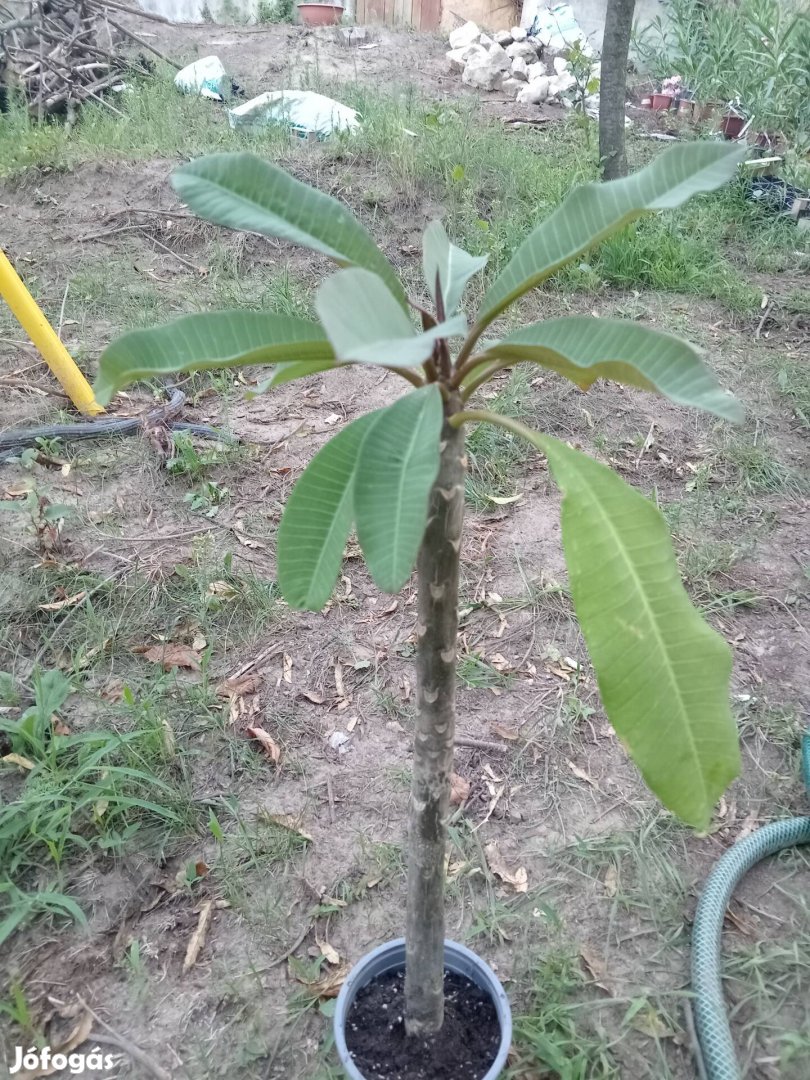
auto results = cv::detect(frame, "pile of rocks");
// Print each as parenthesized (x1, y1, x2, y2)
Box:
(447, 20, 589, 107)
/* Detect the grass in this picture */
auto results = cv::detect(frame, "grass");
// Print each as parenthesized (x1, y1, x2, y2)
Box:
(465, 368, 535, 509)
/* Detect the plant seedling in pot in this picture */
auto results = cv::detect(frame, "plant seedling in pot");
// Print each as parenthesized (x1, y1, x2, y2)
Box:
(95, 142, 745, 1080)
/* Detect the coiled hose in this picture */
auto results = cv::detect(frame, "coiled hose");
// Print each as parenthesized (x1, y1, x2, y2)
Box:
(691, 730, 810, 1080)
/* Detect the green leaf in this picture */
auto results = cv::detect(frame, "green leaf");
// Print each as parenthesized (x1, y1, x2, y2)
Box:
(422, 220, 488, 317)
(355, 386, 443, 593)
(479, 317, 743, 422)
(535, 435, 739, 828)
(316, 268, 466, 367)
(172, 153, 407, 309)
(95, 311, 334, 404)
(478, 143, 746, 328)
(277, 412, 378, 611)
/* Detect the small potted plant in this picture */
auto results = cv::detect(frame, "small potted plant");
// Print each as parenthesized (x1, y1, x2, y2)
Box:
(95, 143, 744, 1079)
(652, 74, 680, 110)
(719, 99, 747, 140)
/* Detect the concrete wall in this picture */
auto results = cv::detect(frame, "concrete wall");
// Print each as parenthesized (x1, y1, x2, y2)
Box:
(572, 0, 665, 51)
(442, 0, 667, 51)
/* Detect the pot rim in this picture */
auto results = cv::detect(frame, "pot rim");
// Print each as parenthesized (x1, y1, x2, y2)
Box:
(333, 937, 512, 1080)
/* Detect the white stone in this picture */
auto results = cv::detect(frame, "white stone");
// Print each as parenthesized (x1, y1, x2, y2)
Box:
(449, 21, 481, 50)
(546, 72, 576, 99)
(462, 45, 509, 91)
(510, 26, 527, 41)
(526, 60, 547, 81)
(495, 30, 513, 47)
(479, 32, 494, 47)
(487, 42, 512, 70)
(553, 56, 570, 76)
(517, 76, 550, 104)
(505, 40, 537, 63)
(501, 77, 524, 97)
(511, 56, 529, 81)
(447, 44, 484, 73)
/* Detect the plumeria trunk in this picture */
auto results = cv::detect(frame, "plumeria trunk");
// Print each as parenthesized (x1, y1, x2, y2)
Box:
(404, 419, 466, 1036)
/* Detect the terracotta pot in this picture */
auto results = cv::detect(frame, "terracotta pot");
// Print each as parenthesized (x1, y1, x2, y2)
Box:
(651, 93, 675, 111)
(720, 113, 745, 139)
(297, 2, 343, 26)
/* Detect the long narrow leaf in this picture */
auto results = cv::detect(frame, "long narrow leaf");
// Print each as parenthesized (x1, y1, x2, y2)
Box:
(478, 143, 746, 329)
(478, 317, 743, 421)
(95, 311, 334, 404)
(278, 412, 378, 610)
(460, 413, 739, 828)
(173, 153, 407, 309)
(355, 386, 443, 593)
(536, 434, 739, 828)
(316, 268, 466, 367)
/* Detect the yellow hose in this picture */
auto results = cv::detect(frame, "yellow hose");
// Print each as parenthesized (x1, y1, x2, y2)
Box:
(0, 248, 103, 416)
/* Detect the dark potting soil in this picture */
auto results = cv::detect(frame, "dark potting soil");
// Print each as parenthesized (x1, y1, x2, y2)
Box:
(344, 969, 501, 1080)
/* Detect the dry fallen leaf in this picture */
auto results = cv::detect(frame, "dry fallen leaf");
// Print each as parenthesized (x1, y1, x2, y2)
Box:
(38, 590, 87, 612)
(138, 642, 201, 672)
(631, 1007, 679, 1040)
(295, 963, 348, 999)
(449, 772, 471, 806)
(264, 813, 313, 842)
(207, 580, 238, 599)
(580, 945, 612, 992)
(2, 752, 36, 771)
(299, 689, 325, 705)
(485, 842, 528, 893)
(15, 1010, 93, 1078)
(234, 531, 268, 551)
(567, 760, 599, 788)
(183, 899, 213, 973)
(318, 938, 341, 965)
(603, 865, 619, 898)
(491, 723, 519, 741)
(247, 726, 281, 765)
(216, 673, 263, 698)
(51, 717, 71, 736)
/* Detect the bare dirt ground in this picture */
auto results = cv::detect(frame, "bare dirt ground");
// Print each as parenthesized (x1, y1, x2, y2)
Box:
(1, 16, 809, 1080)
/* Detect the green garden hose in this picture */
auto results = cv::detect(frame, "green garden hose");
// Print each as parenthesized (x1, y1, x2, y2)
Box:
(691, 730, 810, 1080)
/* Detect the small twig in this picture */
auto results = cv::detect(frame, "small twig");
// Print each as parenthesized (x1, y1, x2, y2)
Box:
(78, 223, 154, 242)
(0, 377, 69, 398)
(147, 233, 201, 273)
(99, 13, 181, 69)
(755, 302, 774, 340)
(232, 922, 314, 977)
(227, 640, 283, 681)
(83, 85, 126, 116)
(57, 280, 70, 341)
(454, 736, 510, 753)
(325, 774, 336, 824)
(76, 997, 173, 1080)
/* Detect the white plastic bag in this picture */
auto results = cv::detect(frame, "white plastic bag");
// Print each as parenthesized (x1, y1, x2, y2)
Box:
(227, 90, 360, 139)
(174, 56, 227, 102)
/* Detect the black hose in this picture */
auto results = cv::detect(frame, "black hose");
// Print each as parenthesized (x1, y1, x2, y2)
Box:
(0, 387, 235, 462)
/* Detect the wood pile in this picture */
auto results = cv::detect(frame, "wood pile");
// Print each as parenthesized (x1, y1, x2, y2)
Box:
(0, 0, 178, 120)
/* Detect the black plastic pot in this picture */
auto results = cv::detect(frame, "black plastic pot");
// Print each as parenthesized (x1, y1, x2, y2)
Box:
(333, 938, 512, 1080)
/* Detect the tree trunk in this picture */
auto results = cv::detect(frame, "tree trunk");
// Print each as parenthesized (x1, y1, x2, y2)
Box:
(404, 418, 466, 1036)
(599, 0, 636, 181)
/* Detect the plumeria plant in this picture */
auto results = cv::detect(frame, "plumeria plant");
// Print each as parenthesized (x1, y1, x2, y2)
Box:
(96, 141, 744, 1036)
